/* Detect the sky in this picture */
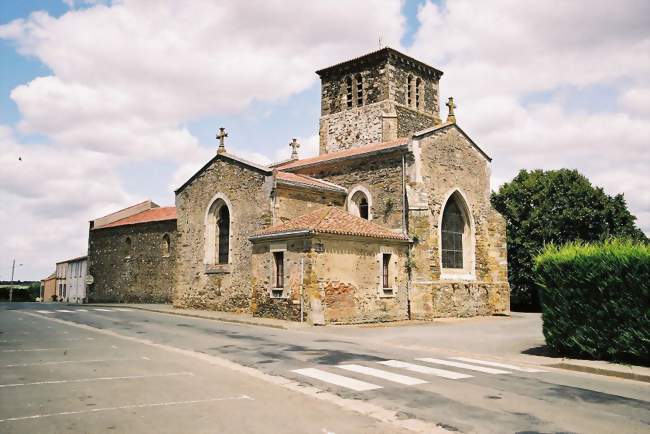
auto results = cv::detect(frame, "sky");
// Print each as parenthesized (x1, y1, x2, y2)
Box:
(1, 0, 648, 280)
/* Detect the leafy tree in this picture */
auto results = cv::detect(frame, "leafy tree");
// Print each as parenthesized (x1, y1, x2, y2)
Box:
(491, 169, 647, 310)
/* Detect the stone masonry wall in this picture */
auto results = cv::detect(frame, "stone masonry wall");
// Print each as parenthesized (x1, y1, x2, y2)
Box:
(251, 236, 409, 324)
(292, 152, 406, 232)
(315, 238, 409, 324)
(87, 220, 177, 303)
(395, 105, 437, 137)
(174, 158, 274, 311)
(274, 187, 346, 224)
(407, 126, 510, 318)
(250, 239, 311, 322)
(319, 102, 386, 154)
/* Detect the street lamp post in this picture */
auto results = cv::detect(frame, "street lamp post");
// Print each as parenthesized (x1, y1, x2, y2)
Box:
(9, 259, 23, 303)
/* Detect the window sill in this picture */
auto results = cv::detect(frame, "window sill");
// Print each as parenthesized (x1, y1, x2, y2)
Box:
(379, 289, 396, 298)
(440, 272, 475, 281)
(205, 264, 231, 274)
(270, 288, 287, 299)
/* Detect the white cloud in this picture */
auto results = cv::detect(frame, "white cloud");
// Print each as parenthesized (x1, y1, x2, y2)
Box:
(0, 0, 406, 278)
(1, 0, 404, 160)
(0, 125, 135, 279)
(409, 0, 650, 233)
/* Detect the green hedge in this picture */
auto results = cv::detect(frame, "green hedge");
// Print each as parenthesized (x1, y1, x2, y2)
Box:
(534, 239, 650, 364)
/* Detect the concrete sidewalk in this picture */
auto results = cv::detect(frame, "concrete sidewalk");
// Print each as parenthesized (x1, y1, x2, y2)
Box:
(81, 303, 650, 383)
(83, 302, 309, 330)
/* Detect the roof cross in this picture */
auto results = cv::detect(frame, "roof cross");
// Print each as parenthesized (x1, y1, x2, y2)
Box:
(446, 97, 457, 124)
(289, 138, 300, 160)
(216, 127, 228, 154)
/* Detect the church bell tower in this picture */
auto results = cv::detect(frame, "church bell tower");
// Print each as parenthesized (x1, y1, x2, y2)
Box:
(316, 47, 443, 154)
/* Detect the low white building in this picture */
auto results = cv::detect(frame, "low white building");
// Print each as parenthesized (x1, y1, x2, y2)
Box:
(55, 256, 88, 303)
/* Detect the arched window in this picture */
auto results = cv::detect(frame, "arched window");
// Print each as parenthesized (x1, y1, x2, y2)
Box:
(407, 75, 413, 106)
(348, 187, 372, 220)
(355, 73, 363, 106)
(205, 195, 232, 266)
(346, 76, 353, 109)
(440, 192, 473, 273)
(162, 233, 171, 257)
(415, 77, 422, 110)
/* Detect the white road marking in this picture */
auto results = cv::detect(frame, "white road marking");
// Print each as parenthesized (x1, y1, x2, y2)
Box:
(377, 360, 472, 380)
(337, 364, 427, 385)
(114, 308, 132, 311)
(36, 310, 53, 314)
(56, 310, 75, 313)
(451, 357, 546, 373)
(2, 357, 152, 368)
(20, 311, 446, 434)
(416, 358, 511, 374)
(0, 337, 95, 344)
(76, 309, 88, 312)
(93, 308, 113, 312)
(0, 371, 194, 388)
(0, 395, 253, 423)
(293, 368, 382, 391)
(1, 348, 67, 353)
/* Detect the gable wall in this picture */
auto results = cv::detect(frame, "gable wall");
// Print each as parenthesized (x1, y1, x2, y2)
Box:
(174, 159, 274, 311)
(407, 127, 510, 318)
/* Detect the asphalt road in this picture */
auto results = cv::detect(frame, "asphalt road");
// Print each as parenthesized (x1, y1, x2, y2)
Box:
(1, 303, 648, 434)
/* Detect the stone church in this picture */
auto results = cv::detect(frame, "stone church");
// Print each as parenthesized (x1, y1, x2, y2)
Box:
(87, 47, 510, 324)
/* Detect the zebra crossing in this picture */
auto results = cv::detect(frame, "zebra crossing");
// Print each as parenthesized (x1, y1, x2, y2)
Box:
(35, 308, 132, 314)
(292, 357, 545, 391)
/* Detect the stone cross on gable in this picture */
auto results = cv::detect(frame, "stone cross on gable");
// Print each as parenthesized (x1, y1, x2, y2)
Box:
(446, 97, 457, 124)
(216, 127, 228, 154)
(289, 138, 300, 160)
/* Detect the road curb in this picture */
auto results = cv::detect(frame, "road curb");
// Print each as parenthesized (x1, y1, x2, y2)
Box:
(80, 304, 290, 330)
(547, 362, 650, 383)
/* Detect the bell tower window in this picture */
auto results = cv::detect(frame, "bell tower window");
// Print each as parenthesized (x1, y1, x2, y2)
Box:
(346, 76, 353, 109)
(355, 73, 363, 106)
(415, 77, 422, 110)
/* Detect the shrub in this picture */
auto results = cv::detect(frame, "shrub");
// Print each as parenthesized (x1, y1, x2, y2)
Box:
(492, 169, 647, 311)
(534, 239, 650, 364)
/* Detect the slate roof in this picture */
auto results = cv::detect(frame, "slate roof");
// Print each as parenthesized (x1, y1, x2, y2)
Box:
(275, 171, 346, 193)
(274, 137, 410, 171)
(250, 207, 409, 241)
(95, 207, 177, 229)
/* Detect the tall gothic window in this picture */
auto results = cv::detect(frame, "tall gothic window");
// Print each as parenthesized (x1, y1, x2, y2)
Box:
(346, 76, 353, 108)
(355, 73, 363, 106)
(441, 197, 466, 269)
(415, 77, 422, 110)
(217, 205, 230, 264)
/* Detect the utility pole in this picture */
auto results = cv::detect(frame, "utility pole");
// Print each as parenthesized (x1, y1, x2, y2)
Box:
(9, 259, 15, 302)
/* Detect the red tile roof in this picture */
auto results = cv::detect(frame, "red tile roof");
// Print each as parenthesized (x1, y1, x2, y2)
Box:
(96, 207, 177, 229)
(251, 207, 409, 241)
(274, 138, 410, 171)
(275, 171, 346, 193)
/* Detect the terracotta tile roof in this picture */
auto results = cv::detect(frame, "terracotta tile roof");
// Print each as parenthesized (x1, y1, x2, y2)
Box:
(96, 207, 177, 229)
(274, 137, 410, 171)
(251, 207, 409, 241)
(275, 171, 346, 193)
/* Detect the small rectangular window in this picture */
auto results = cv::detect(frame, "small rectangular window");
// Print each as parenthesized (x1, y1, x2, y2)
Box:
(382, 253, 391, 289)
(274, 251, 284, 289)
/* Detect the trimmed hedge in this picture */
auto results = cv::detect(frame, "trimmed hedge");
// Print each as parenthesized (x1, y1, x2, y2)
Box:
(534, 239, 650, 365)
